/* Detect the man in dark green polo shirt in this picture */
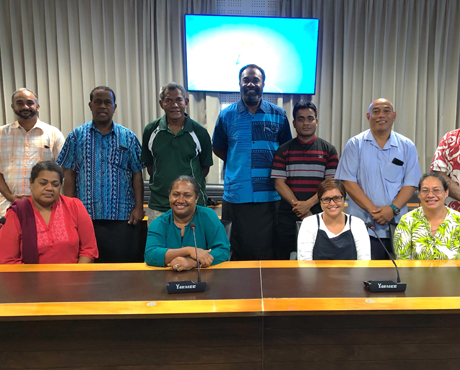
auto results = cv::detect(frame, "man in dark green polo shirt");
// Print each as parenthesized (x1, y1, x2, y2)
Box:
(141, 82, 213, 225)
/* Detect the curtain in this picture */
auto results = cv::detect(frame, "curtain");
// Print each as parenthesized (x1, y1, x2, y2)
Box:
(2, 0, 460, 175)
(0, 0, 216, 140)
(279, 0, 460, 172)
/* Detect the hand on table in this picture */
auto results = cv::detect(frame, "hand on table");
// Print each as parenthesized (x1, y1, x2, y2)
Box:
(188, 247, 214, 267)
(168, 257, 195, 272)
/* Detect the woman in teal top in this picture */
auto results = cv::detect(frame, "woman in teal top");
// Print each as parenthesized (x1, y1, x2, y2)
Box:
(145, 175, 230, 270)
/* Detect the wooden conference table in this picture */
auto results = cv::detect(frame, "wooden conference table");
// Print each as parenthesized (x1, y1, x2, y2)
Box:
(1, 260, 460, 369)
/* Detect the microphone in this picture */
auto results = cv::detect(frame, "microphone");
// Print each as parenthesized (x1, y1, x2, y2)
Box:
(166, 221, 207, 294)
(363, 222, 407, 293)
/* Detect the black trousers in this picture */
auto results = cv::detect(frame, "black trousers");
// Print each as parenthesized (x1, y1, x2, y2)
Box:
(93, 220, 143, 263)
(370, 236, 392, 260)
(277, 210, 300, 260)
(222, 200, 278, 261)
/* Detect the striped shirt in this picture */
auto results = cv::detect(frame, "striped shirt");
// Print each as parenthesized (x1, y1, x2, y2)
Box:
(0, 119, 65, 216)
(212, 99, 292, 203)
(271, 136, 338, 212)
(57, 121, 144, 220)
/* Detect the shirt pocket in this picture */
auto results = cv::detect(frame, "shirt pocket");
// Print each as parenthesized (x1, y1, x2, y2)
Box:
(383, 161, 403, 183)
(113, 146, 129, 169)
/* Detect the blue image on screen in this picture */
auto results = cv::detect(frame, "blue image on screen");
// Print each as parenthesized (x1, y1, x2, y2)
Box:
(185, 15, 319, 94)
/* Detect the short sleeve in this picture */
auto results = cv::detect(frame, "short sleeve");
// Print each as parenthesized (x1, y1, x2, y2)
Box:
(52, 129, 65, 161)
(394, 214, 413, 260)
(141, 124, 154, 165)
(212, 115, 228, 151)
(271, 146, 287, 179)
(431, 131, 457, 174)
(197, 127, 213, 167)
(127, 133, 145, 173)
(335, 138, 359, 182)
(325, 144, 339, 177)
(401, 141, 421, 187)
(56, 131, 78, 170)
(278, 115, 292, 145)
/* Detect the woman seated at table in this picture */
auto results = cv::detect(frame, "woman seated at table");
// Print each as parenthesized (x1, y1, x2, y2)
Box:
(145, 175, 230, 270)
(298, 178, 371, 260)
(394, 172, 460, 259)
(0, 161, 98, 264)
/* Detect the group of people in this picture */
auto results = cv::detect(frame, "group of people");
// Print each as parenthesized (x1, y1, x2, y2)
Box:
(1, 63, 460, 267)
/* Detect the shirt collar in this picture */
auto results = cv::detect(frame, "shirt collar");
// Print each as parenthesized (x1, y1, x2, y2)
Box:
(90, 120, 118, 135)
(11, 118, 46, 132)
(237, 98, 268, 114)
(364, 129, 398, 149)
(159, 113, 192, 132)
(296, 136, 317, 145)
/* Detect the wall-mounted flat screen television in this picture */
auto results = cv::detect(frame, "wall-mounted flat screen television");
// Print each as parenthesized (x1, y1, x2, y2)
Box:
(184, 14, 320, 95)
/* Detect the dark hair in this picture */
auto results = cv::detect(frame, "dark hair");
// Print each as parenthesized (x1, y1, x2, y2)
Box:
(419, 172, 448, 191)
(317, 178, 346, 200)
(169, 175, 201, 198)
(90, 86, 116, 103)
(159, 82, 187, 101)
(238, 64, 266, 82)
(293, 100, 318, 120)
(11, 88, 38, 103)
(30, 161, 64, 184)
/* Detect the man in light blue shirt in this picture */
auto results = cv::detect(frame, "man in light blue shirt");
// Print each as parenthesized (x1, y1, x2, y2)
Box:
(335, 98, 421, 259)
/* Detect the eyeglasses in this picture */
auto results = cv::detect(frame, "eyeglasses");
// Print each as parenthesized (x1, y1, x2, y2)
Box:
(320, 196, 344, 204)
(419, 188, 444, 196)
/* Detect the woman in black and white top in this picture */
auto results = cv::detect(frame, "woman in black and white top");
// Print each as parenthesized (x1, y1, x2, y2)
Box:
(298, 178, 371, 260)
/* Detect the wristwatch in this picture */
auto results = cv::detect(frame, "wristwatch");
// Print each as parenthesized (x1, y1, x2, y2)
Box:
(390, 204, 400, 216)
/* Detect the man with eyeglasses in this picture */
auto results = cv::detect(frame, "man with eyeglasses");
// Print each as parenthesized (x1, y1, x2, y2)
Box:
(335, 98, 421, 259)
(431, 129, 460, 211)
(141, 83, 213, 225)
(271, 100, 338, 259)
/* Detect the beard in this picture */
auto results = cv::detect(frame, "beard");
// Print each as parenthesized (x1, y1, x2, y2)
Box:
(241, 87, 262, 107)
(13, 108, 38, 120)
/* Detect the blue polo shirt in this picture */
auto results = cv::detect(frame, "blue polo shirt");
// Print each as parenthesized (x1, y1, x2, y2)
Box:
(57, 121, 144, 220)
(212, 99, 292, 203)
(335, 129, 421, 238)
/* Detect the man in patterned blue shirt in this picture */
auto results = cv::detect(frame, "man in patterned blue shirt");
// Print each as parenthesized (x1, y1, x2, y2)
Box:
(212, 64, 292, 260)
(57, 86, 145, 262)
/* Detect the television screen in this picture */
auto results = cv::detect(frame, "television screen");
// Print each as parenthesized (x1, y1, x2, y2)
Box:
(184, 15, 320, 95)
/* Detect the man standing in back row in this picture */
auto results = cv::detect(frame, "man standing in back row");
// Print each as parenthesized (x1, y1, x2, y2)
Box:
(57, 86, 145, 263)
(335, 98, 422, 260)
(141, 82, 213, 226)
(212, 64, 292, 260)
(271, 100, 338, 259)
(335, 98, 421, 259)
(0, 88, 64, 217)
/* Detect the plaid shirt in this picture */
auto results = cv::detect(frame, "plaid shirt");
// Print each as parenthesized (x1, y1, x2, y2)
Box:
(0, 119, 65, 216)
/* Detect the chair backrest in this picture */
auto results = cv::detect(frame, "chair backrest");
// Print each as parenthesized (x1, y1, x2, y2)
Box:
(220, 219, 232, 242)
(388, 222, 398, 258)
